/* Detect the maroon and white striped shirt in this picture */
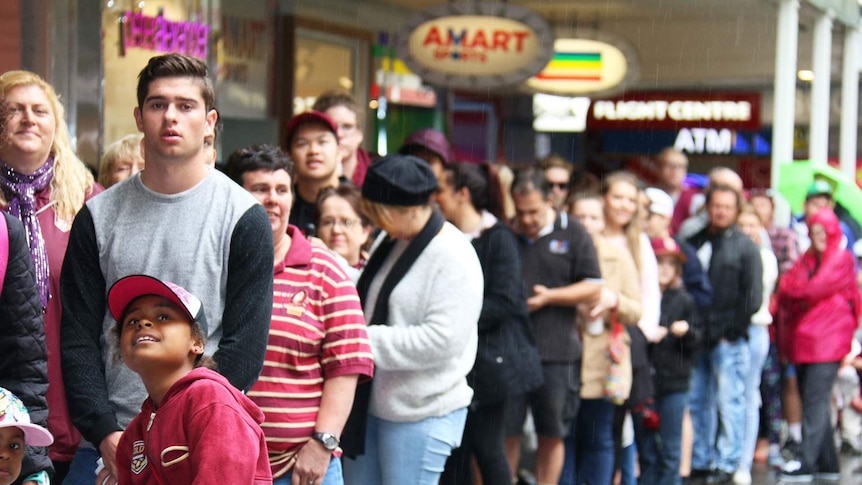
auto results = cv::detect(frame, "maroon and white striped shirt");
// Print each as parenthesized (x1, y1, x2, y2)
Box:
(248, 226, 374, 478)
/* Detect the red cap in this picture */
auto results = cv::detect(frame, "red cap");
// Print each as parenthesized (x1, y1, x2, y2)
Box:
(285, 110, 338, 146)
(650, 237, 687, 263)
(108, 275, 208, 333)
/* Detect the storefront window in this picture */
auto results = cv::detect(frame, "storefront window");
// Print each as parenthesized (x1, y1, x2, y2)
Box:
(293, 27, 368, 114)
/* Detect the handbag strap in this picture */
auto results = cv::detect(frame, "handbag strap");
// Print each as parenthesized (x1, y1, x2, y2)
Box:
(0, 213, 8, 297)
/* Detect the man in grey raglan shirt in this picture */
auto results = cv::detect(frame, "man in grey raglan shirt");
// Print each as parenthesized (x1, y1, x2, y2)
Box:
(59, 54, 273, 485)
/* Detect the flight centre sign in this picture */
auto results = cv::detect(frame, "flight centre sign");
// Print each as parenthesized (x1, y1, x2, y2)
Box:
(397, 2, 554, 90)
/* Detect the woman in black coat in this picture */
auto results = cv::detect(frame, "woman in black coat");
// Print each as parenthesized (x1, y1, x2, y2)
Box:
(436, 162, 543, 485)
(0, 211, 52, 484)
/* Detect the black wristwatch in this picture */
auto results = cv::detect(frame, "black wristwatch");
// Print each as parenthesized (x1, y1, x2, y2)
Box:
(311, 431, 340, 451)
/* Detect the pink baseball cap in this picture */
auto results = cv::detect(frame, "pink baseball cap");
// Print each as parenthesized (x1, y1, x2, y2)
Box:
(108, 275, 207, 333)
(0, 387, 54, 446)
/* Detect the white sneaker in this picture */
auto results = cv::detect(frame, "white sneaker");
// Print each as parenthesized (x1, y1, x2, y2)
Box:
(733, 469, 752, 484)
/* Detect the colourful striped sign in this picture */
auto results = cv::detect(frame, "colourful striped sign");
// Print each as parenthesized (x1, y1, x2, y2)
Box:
(536, 52, 602, 81)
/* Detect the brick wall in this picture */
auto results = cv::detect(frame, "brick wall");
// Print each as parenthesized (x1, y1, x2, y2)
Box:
(0, 1, 21, 73)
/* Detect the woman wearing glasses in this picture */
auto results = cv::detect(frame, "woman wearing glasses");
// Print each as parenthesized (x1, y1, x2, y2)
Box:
(315, 184, 374, 282)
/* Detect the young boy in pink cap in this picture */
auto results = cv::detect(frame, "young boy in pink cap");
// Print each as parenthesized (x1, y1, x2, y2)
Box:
(109, 275, 272, 485)
(0, 387, 53, 485)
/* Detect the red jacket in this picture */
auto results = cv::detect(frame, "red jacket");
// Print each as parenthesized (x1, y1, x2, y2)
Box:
(117, 368, 272, 485)
(777, 209, 860, 364)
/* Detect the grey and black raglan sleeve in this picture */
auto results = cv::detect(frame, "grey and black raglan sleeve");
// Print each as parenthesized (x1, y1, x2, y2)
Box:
(60, 206, 122, 447)
(215, 204, 273, 391)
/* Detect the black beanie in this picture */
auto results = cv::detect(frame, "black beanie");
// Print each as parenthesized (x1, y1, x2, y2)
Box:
(361, 154, 438, 206)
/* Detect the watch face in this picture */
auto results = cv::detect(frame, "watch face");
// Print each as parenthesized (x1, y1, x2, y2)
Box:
(315, 432, 339, 450)
(323, 435, 338, 449)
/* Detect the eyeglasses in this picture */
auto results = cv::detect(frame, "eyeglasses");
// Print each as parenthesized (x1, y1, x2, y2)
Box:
(337, 123, 358, 134)
(318, 218, 361, 230)
(547, 182, 569, 190)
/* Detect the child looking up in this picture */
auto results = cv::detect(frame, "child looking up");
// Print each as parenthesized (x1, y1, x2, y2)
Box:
(109, 275, 272, 485)
(0, 387, 53, 485)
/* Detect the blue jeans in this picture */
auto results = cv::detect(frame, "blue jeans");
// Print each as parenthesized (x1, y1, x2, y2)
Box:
(639, 391, 689, 485)
(620, 442, 637, 485)
(739, 325, 769, 472)
(274, 457, 343, 485)
(689, 339, 750, 473)
(63, 447, 99, 485)
(560, 398, 615, 485)
(342, 408, 467, 485)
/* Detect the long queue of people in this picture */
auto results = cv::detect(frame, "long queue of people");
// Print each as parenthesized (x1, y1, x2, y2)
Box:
(0, 51, 860, 485)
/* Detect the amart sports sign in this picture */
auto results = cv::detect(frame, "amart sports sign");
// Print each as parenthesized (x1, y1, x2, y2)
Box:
(397, 2, 554, 90)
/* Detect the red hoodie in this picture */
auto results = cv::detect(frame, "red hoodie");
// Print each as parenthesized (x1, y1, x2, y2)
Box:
(776, 208, 861, 364)
(116, 368, 272, 484)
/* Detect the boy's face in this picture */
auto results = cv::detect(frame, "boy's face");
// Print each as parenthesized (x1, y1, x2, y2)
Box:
(119, 295, 201, 374)
(657, 255, 681, 288)
(0, 426, 25, 485)
(290, 122, 340, 183)
(134, 76, 216, 166)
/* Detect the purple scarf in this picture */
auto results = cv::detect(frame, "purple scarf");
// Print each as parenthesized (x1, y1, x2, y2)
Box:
(0, 157, 55, 308)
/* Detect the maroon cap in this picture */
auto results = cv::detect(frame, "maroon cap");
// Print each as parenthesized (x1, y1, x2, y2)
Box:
(285, 110, 338, 146)
(399, 128, 453, 165)
(650, 237, 687, 263)
(649, 237, 687, 263)
(108, 275, 208, 333)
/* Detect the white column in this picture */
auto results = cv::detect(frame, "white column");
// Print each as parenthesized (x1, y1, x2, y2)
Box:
(840, 21, 860, 177)
(771, 0, 800, 189)
(809, 11, 834, 166)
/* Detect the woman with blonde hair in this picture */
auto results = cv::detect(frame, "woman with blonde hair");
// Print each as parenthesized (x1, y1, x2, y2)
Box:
(97, 133, 144, 188)
(0, 70, 102, 481)
(600, 170, 662, 482)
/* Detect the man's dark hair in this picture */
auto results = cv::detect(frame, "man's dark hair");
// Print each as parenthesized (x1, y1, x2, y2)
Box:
(312, 91, 363, 128)
(511, 167, 550, 199)
(705, 183, 741, 209)
(136, 54, 215, 111)
(225, 144, 294, 185)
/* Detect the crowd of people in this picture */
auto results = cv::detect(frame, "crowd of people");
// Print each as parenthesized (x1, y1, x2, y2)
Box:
(0, 51, 861, 485)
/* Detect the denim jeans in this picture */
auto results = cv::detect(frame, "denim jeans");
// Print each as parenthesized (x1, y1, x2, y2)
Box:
(274, 457, 343, 485)
(739, 325, 769, 473)
(689, 339, 750, 473)
(560, 398, 615, 485)
(62, 447, 99, 485)
(342, 408, 467, 485)
(639, 391, 689, 485)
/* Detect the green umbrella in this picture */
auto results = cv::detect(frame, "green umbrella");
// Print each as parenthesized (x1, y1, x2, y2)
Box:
(776, 160, 862, 224)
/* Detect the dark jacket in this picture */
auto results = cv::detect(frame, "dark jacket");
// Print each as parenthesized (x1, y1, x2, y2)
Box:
(0, 212, 52, 482)
(688, 225, 762, 346)
(470, 222, 543, 405)
(651, 287, 699, 394)
(677, 236, 712, 311)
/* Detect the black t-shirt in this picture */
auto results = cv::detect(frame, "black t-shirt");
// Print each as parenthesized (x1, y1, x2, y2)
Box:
(517, 212, 601, 363)
(289, 187, 316, 237)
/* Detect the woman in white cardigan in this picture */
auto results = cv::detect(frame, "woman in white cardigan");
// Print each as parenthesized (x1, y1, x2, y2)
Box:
(341, 154, 484, 485)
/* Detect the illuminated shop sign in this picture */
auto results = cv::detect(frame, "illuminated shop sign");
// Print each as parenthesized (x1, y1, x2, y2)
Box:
(587, 92, 761, 131)
(122, 10, 210, 59)
(525, 36, 637, 96)
(398, 2, 553, 90)
(674, 127, 771, 156)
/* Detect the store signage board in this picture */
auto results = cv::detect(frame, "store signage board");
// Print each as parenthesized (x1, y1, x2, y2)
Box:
(526, 37, 635, 96)
(587, 92, 761, 131)
(122, 10, 209, 59)
(397, 2, 554, 90)
(533, 94, 591, 133)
